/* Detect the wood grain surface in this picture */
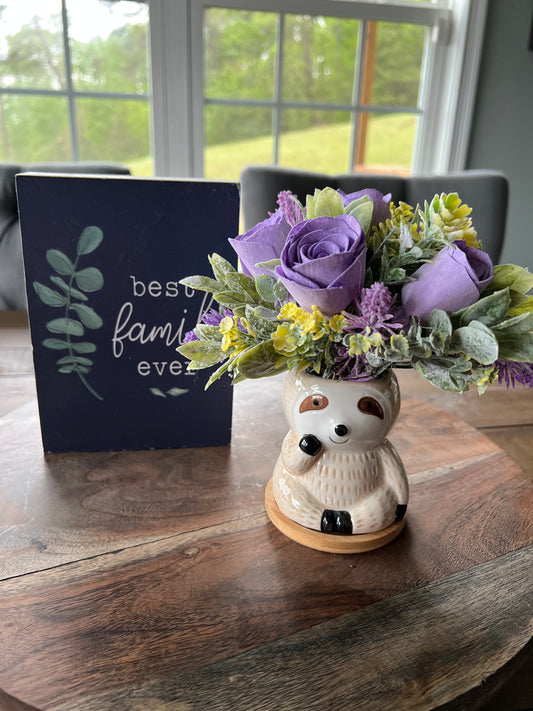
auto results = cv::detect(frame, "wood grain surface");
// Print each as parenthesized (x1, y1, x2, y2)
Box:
(1, 313, 532, 711)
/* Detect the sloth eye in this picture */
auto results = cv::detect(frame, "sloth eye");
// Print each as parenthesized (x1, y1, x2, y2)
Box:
(357, 396, 384, 419)
(299, 394, 329, 413)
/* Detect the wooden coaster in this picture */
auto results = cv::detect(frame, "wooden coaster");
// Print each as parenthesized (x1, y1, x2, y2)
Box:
(264, 478, 406, 554)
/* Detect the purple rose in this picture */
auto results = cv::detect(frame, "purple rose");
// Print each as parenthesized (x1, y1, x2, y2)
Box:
(275, 214, 366, 316)
(228, 208, 290, 277)
(338, 188, 392, 227)
(402, 241, 494, 321)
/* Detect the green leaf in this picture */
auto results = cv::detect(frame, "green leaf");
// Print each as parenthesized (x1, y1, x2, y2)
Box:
(46, 249, 75, 276)
(458, 289, 510, 327)
(450, 320, 499, 364)
(56, 355, 93, 367)
(205, 359, 233, 388)
(177, 340, 224, 367)
(255, 259, 281, 273)
(77, 226, 103, 256)
(50, 276, 88, 301)
(209, 253, 236, 282)
(427, 309, 453, 338)
(71, 341, 97, 354)
(212, 290, 246, 309)
(42, 338, 70, 350)
(414, 357, 472, 392)
(223, 272, 259, 302)
(492, 311, 533, 335)
(488, 264, 533, 295)
(70, 303, 103, 329)
(236, 341, 287, 379)
(46, 317, 85, 336)
(255, 274, 277, 304)
(167, 387, 189, 397)
(273, 280, 289, 303)
(497, 332, 533, 362)
(344, 196, 373, 234)
(194, 324, 223, 341)
(58, 364, 91, 374)
(74, 267, 104, 292)
(179, 275, 221, 293)
(33, 281, 67, 307)
(306, 187, 344, 218)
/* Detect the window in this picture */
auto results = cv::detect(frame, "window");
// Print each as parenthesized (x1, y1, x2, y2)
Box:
(152, 0, 487, 180)
(0, 0, 152, 174)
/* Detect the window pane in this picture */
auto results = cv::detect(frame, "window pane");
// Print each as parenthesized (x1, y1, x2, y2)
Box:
(204, 105, 273, 181)
(76, 97, 152, 174)
(282, 15, 359, 106)
(0, 94, 70, 162)
(362, 22, 425, 107)
(279, 110, 351, 174)
(204, 9, 277, 101)
(354, 112, 416, 174)
(68, 0, 149, 94)
(0, 1, 65, 90)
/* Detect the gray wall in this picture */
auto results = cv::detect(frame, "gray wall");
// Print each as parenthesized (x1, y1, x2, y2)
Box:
(467, 0, 533, 268)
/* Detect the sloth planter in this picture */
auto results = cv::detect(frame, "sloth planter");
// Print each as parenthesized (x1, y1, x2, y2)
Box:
(265, 369, 408, 553)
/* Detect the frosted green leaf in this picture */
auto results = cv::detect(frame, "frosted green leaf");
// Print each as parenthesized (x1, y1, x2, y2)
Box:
(194, 324, 223, 342)
(179, 275, 221, 293)
(236, 341, 287, 379)
(496, 332, 533, 362)
(46, 317, 84, 336)
(306, 187, 344, 219)
(492, 311, 533, 335)
(74, 267, 104, 292)
(458, 289, 510, 327)
(255, 259, 281, 273)
(71, 303, 103, 329)
(450, 320, 498, 364)
(427, 309, 453, 338)
(33, 281, 67, 307)
(177, 340, 223, 367)
(255, 274, 277, 304)
(46, 249, 74, 276)
(209, 253, 236, 282)
(224, 272, 259, 302)
(77, 226, 103, 256)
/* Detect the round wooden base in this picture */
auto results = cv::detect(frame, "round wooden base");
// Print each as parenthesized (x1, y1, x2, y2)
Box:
(264, 478, 406, 554)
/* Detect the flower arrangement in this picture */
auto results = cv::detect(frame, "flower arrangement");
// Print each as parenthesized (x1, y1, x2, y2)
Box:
(178, 187, 533, 393)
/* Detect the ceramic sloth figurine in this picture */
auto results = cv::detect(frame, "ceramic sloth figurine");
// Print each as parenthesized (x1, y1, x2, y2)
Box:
(272, 369, 408, 535)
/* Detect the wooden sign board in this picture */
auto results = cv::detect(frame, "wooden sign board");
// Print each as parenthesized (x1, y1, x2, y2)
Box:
(17, 174, 239, 453)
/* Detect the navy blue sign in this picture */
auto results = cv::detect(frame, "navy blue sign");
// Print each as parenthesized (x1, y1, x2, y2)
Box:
(17, 174, 239, 452)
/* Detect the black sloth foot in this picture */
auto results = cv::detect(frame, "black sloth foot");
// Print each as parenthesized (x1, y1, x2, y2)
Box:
(395, 504, 407, 521)
(321, 509, 353, 535)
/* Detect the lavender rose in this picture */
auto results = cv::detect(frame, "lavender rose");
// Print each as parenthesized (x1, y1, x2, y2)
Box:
(229, 208, 290, 277)
(338, 188, 392, 227)
(275, 214, 366, 316)
(402, 240, 494, 321)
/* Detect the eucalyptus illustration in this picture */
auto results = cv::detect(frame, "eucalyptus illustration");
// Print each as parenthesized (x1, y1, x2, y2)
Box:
(33, 226, 105, 401)
(150, 386, 189, 398)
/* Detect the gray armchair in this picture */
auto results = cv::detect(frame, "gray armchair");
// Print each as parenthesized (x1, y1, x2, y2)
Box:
(0, 162, 131, 310)
(240, 165, 508, 264)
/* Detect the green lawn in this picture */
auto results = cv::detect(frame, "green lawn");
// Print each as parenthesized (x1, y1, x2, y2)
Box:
(128, 113, 416, 180)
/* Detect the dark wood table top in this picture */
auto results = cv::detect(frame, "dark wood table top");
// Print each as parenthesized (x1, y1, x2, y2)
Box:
(1, 311, 532, 711)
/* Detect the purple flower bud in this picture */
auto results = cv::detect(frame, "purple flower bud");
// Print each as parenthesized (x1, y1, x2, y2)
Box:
(275, 214, 366, 316)
(401, 240, 493, 321)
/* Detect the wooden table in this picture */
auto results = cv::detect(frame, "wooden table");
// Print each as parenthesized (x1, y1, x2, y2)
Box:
(1, 311, 532, 711)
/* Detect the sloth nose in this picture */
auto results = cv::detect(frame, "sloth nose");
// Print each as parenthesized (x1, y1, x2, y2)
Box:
(335, 424, 349, 437)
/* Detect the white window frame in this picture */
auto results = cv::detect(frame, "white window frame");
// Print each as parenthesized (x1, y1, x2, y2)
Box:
(150, 0, 487, 178)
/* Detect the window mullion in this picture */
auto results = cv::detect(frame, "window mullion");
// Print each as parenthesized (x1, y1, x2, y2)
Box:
(61, 0, 79, 161)
(348, 19, 366, 173)
(272, 12, 284, 165)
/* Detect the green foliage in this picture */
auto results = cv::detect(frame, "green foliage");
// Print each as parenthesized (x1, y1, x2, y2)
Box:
(33, 226, 105, 400)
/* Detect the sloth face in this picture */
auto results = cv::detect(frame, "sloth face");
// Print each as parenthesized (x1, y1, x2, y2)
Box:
(286, 370, 400, 452)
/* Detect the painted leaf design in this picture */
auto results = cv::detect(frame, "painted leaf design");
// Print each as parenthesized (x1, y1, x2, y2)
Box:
(42, 338, 70, 350)
(71, 341, 97, 353)
(150, 388, 166, 398)
(33, 281, 67, 307)
(166, 387, 189, 396)
(46, 317, 85, 336)
(56, 355, 93, 367)
(71, 303, 103, 329)
(74, 267, 104, 292)
(50, 276, 88, 302)
(77, 226, 103, 256)
(46, 249, 75, 276)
